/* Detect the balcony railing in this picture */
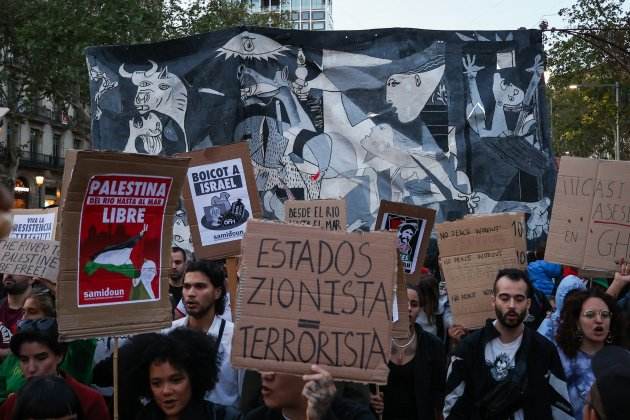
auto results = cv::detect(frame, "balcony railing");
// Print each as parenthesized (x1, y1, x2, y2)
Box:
(20, 150, 65, 169)
(0, 147, 65, 170)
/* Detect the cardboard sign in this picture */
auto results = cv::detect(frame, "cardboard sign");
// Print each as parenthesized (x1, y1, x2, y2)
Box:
(546, 157, 630, 272)
(436, 213, 527, 328)
(232, 220, 398, 384)
(375, 201, 436, 280)
(180, 143, 261, 259)
(392, 257, 410, 339)
(0, 238, 60, 281)
(284, 199, 347, 231)
(57, 150, 189, 340)
(10, 208, 58, 240)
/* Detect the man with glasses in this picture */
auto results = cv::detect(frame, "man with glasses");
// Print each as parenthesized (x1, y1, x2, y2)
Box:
(444, 268, 574, 420)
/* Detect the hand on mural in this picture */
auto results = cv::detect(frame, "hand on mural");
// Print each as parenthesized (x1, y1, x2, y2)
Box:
(462, 54, 485, 78)
(526, 54, 544, 77)
(457, 191, 480, 213)
(292, 80, 310, 101)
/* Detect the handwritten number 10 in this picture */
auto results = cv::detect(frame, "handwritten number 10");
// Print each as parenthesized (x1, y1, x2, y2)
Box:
(512, 221, 523, 238)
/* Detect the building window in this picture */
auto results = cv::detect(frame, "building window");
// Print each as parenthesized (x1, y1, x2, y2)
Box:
(53, 134, 61, 159)
(249, 0, 261, 11)
(292, 22, 300, 29)
(301, 0, 310, 9)
(312, 0, 325, 9)
(301, 22, 310, 30)
(73, 138, 82, 150)
(13, 178, 30, 209)
(301, 11, 310, 19)
(312, 21, 325, 30)
(312, 11, 325, 20)
(291, 11, 299, 20)
(29, 129, 42, 156)
(291, 0, 299, 9)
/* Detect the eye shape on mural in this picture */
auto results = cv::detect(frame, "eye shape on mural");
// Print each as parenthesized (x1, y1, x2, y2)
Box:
(242, 36, 255, 52)
(217, 31, 288, 61)
(159, 83, 170, 90)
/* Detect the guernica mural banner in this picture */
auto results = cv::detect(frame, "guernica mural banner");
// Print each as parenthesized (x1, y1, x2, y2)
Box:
(86, 27, 556, 243)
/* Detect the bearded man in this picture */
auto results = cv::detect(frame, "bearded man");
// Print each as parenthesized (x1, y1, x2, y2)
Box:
(443, 268, 575, 420)
(163, 259, 243, 408)
(0, 274, 33, 358)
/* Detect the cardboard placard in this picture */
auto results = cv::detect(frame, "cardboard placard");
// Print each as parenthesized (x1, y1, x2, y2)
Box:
(546, 157, 630, 272)
(375, 200, 436, 280)
(10, 208, 58, 240)
(57, 150, 189, 340)
(232, 220, 398, 384)
(179, 143, 261, 260)
(436, 213, 527, 328)
(284, 199, 347, 231)
(0, 238, 60, 281)
(392, 257, 410, 339)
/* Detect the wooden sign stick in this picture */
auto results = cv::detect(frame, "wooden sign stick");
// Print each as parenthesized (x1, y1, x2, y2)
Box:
(226, 256, 239, 320)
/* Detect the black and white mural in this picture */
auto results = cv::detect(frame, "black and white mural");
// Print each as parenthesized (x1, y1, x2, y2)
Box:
(86, 27, 555, 246)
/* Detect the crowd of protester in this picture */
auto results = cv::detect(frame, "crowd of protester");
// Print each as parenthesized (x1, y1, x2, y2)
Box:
(1, 228, 630, 420)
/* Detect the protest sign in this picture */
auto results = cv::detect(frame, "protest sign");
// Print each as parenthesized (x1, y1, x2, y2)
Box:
(57, 150, 189, 340)
(375, 201, 436, 280)
(436, 213, 526, 328)
(180, 143, 261, 259)
(284, 199, 347, 231)
(546, 157, 630, 272)
(232, 220, 398, 384)
(391, 257, 410, 339)
(0, 238, 59, 281)
(10, 208, 58, 240)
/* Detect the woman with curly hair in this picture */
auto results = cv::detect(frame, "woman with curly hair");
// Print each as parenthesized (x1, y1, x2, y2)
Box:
(555, 288, 625, 420)
(119, 327, 240, 420)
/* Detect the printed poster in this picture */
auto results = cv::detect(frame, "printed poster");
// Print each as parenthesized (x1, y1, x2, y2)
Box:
(10, 208, 57, 240)
(78, 174, 172, 307)
(380, 213, 428, 275)
(187, 158, 252, 247)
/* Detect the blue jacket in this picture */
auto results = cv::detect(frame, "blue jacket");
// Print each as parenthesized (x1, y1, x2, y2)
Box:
(528, 260, 562, 296)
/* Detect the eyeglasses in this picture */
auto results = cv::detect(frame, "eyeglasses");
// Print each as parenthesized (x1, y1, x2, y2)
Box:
(582, 310, 612, 320)
(16, 318, 57, 334)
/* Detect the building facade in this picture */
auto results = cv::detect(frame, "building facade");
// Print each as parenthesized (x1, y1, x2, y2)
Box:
(0, 99, 90, 209)
(248, 0, 333, 30)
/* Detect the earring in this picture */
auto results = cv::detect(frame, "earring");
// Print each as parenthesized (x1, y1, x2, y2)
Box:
(576, 328, 583, 342)
(606, 334, 614, 344)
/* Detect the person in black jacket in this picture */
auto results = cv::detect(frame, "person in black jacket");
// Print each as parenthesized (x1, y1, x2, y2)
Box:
(370, 282, 446, 420)
(443, 268, 574, 420)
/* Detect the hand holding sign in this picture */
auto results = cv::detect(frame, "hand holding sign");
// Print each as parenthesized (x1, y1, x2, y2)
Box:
(303, 365, 336, 420)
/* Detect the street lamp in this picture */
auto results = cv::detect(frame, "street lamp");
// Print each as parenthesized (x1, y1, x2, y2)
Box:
(35, 176, 44, 208)
(568, 82, 621, 160)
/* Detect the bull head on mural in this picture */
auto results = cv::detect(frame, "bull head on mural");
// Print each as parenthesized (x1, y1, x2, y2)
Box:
(119, 60, 189, 151)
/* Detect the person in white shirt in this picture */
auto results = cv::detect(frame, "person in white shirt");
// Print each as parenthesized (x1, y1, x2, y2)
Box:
(163, 259, 243, 408)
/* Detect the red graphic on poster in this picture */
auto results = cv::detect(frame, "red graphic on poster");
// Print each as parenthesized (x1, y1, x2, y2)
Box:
(78, 174, 172, 307)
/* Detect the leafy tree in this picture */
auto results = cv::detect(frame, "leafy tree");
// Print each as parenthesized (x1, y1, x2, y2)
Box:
(544, 0, 629, 159)
(0, 0, 285, 188)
